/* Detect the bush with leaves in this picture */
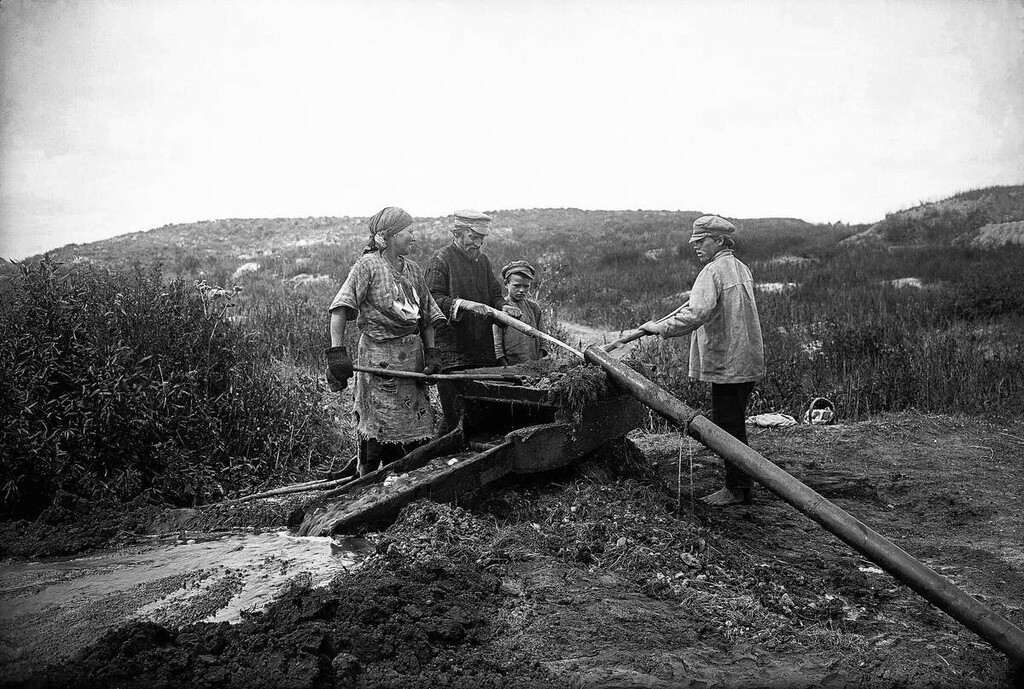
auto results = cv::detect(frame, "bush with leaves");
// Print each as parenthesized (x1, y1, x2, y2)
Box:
(0, 259, 341, 519)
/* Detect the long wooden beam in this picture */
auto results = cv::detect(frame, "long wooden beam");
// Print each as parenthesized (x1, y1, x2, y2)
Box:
(583, 344, 1024, 677)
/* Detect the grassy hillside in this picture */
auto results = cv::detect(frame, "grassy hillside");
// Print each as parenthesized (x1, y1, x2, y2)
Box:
(21, 208, 860, 338)
(843, 184, 1024, 245)
(3, 193, 1024, 516)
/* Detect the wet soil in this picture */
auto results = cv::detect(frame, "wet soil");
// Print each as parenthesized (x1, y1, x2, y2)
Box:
(2, 412, 1022, 688)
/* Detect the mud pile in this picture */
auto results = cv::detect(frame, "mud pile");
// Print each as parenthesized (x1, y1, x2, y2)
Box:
(21, 555, 553, 689)
(5, 419, 1016, 688)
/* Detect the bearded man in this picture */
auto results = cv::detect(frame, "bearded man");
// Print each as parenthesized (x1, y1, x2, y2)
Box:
(425, 209, 522, 430)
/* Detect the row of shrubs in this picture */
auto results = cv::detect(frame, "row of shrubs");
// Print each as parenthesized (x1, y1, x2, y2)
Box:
(0, 259, 345, 519)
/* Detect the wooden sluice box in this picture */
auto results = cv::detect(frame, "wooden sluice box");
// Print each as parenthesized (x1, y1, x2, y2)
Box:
(298, 372, 646, 536)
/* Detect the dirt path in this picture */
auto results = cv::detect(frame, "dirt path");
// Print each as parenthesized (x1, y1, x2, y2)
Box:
(2, 412, 1022, 688)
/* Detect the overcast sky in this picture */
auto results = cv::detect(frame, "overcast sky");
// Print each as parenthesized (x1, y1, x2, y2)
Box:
(2, 0, 1022, 259)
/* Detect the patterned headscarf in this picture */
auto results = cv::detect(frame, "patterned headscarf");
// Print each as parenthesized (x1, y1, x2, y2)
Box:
(364, 207, 414, 253)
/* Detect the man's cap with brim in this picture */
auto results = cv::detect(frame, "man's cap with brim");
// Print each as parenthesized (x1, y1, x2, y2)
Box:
(453, 209, 492, 235)
(689, 214, 736, 243)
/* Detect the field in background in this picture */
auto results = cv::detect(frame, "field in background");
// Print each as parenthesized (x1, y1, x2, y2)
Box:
(31, 204, 1022, 417)
(3, 192, 1024, 516)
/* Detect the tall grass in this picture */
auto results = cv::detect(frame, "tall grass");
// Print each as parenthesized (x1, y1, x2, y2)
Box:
(94, 212, 1024, 422)
(7, 207, 1022, 515)
(0, 259, 345, 518)
(630, 246, 1024, 420)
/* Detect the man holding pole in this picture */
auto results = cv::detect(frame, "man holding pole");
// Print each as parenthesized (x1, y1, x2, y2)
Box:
(325, 207, 446, 476)
(425, 210, 522, 431)
(636, 214, 765, 506)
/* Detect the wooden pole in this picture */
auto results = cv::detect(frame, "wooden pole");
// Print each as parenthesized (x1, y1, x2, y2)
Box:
(314, 426, 466, 501)
(207, 474, 359, 507)
(354, 365, 521, 382)
(480, 304, 584, 358)
(584, 344, 1024, 672)
(603, 296, 690, 353)
(422, 308, 1024, 674)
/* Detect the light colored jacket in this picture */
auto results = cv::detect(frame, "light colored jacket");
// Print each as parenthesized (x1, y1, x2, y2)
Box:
(651, 250, 765, 384)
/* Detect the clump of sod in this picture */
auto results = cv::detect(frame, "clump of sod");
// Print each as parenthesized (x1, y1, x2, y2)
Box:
(547, 364, 611, 425)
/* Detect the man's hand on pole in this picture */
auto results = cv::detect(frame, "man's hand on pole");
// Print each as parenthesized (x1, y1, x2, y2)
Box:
(603, 295, 690, 353)
(638, 321, 663, 336)
(501, 304, 523, 319)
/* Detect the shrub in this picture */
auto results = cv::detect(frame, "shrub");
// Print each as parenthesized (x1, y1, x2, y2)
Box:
(0, 259, 343, 518)
(954, 262, 1024, 319)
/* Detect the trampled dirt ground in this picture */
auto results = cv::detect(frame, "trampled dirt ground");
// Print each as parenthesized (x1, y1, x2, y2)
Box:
(2, 411, 1023, 688)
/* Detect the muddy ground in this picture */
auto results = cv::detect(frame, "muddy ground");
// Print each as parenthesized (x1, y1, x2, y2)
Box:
(2, 411, 1022, 688)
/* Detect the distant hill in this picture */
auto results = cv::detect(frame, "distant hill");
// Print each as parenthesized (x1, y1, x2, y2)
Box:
(842, 185, 1024, 246)
(18, 209, 858, 275)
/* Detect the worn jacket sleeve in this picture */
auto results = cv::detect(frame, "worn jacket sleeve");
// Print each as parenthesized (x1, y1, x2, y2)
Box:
(656, 266, 719, 339)
(425, 254, 456, 319)
(419, 274, 447, 328)
(486, 258, 506, 311)
(493, 323, 505, 360)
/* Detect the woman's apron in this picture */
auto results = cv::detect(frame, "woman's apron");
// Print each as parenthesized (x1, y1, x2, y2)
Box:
(353, 332, 435, 443)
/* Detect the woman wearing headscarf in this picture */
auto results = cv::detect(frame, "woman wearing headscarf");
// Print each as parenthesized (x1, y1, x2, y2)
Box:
(636, 215, 765, 506)
(325, 207, 446, 475)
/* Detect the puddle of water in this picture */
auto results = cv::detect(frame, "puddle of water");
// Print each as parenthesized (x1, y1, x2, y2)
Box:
(1, 530, 364, 624)
(0, 530, 369, 676)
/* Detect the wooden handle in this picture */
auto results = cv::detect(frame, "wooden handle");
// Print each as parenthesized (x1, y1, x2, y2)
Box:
(474, 303, 585, 359)
(353, 365, 520, 382)
(604, 297, 690, 352)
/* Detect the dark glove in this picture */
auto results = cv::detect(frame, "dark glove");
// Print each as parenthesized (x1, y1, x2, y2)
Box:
(325, 345, 353, 391)
(422, 347, 443, 378)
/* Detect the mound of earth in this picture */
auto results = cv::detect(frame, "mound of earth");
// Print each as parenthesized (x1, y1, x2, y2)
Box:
(22, 558, 551, 689)
(3, 413, 1022, 688)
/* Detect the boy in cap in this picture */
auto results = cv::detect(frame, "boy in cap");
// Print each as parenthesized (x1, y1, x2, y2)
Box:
(493, 260, 548, 366)
(636, 214, 765, 506)
(425, 209, 523, 430)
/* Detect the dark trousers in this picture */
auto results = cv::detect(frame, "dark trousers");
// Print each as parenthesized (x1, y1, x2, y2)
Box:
(711, 381, 755, 490)
(437, 362, 478, 433)
(358, 437, 426, 476)
(436, 379, 464, 434)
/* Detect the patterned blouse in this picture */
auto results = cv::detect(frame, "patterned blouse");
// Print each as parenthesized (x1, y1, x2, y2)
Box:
(330, 252, 445, 342)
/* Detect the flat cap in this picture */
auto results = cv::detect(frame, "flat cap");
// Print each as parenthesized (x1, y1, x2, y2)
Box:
(689, 215, 736, 242)
(453, 209, 492, 235)
(501, 259, 536, 281)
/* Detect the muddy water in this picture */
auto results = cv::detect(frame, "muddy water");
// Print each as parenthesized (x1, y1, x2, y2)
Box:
(0, 530, 369, 679)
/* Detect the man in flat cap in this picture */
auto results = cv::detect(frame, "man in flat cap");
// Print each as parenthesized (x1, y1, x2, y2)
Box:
(634, 214, 765, 506)
(425, 210, 522, 431)
(493, 259, 548, 366)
